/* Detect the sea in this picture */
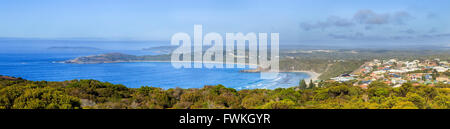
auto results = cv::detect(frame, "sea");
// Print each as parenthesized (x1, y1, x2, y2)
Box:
(0, 39, 309, 89)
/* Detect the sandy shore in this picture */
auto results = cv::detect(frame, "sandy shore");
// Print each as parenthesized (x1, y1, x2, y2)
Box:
(281, 70, 321, 81)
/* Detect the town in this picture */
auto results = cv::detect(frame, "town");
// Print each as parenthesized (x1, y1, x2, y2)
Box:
(328, 58, 449, 89)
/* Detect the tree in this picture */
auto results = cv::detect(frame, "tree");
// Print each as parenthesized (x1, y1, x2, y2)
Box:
(261, 100, 296, 109)
(406, 93, 425, 109)
(10, 88, 81, 109)
(317, 80, 324, 88)
(432, 69, 439, 80)
(2, 75, 450, 109)
(422, 86, 438, 101)
(309, 79, 315, 89)
(396, 83, 412, 97)
(299, 79, 307, 90)
(392, 101, 418, 109)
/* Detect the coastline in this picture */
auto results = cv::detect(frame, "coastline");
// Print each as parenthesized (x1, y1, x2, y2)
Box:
(284, 70, 321, 81)
(63, 59, 320, 81)
(143, 61, 321, 81)
(63, 60, 259, 67)
(128, 60, 259, 67)
(127, 61, 321, 81)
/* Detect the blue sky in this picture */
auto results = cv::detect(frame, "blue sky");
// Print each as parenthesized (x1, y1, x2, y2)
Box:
(0, 0, 449, 46)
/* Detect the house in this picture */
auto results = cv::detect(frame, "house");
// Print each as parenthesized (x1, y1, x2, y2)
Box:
(373, 70, 386, 75)
(385, 80, 392, 85)
(408, 73, 423, 81)
(331, 74, 355, 82)
(387, 59, 397, 65)
(405, 61, 417, 68)
(389, 73, 401, 78)
(425, 74, 432, 80)
(403, 68, 419, 72)
(389, 69, 405, 73)
(436, 76, 449, 82)
(389, 59, 397, 63)
(439, 61, 448, 66)
(393, 84, 402, 88)
(373, 59, 380, 63)
(425, 59, 438, 66)
(433, 66, 448, 72)
(359, 84, 368, 89)
(360, 66, 372, 74)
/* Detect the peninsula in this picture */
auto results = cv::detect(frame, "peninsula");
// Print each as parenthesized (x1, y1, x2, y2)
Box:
(63, 53, 171, 64)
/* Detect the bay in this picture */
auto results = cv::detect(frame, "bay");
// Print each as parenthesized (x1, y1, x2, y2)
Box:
(0, 51, 309, 90)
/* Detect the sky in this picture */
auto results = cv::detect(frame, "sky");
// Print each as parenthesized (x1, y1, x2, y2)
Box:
(0, 0, 449, 47)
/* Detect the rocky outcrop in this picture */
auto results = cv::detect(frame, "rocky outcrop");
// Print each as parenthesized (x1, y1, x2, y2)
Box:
(63, 53, 172, 64)
(64, 53, 139, 64)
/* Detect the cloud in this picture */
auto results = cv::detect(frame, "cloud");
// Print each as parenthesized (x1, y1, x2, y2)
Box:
(391, 11, 414, 24)
(328, 33, 409, 40)
(420, 33, 450, 38)
(300, 22, 328, 31)
(428, 28, 438, 33)
(389, 35, 414, 40)
(300, 16, 354, 31)
(328, 32, 365, 40)
(354, 10, 390, 25)
(427, 12, 438, 19)
(300, 9, 414, 31)
(353, 10, 412, 25)
(400, 29, 416, 34)
(298, 9, 450, 43)
(329, 32, 450, 40)
(327, 16, 355, 27)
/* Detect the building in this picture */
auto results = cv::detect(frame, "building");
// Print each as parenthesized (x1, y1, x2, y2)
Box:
(405, 61, 417, 68)
(433, 66, 449, 72)
(331, 74, 355, 82)
(436, 76, 449, 82)
(408, 73, 424, 81)
(373, 70, 386, 74)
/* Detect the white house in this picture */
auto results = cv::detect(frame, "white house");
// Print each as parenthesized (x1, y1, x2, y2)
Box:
(433, 66, 449, 72)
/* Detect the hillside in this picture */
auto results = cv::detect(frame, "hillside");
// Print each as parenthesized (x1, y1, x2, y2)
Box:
(64, 53, 171, 64)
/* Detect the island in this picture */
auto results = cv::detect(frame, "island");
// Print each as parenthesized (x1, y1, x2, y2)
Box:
(63, 53, 171, 64)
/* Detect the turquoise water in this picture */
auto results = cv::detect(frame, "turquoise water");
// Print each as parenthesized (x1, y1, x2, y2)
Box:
(0, 52, 309, 89)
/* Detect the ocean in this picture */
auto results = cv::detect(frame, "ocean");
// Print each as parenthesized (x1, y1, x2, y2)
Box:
(0, 40, 309, 89)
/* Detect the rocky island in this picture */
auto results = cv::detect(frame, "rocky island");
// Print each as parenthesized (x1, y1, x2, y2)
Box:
(63, 53, 171, 64)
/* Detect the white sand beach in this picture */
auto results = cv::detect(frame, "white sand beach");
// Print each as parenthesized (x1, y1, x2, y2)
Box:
(285, 70, 321, 81)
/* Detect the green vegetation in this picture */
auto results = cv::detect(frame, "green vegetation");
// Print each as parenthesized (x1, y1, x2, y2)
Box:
(309, 80, 315, 89)
(319, 60, 364, 80)
(65, 53, 171, 64)
(299, 79, 307, 90)
(1, 76, 448, 109)
(280, 58, 364, 80)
